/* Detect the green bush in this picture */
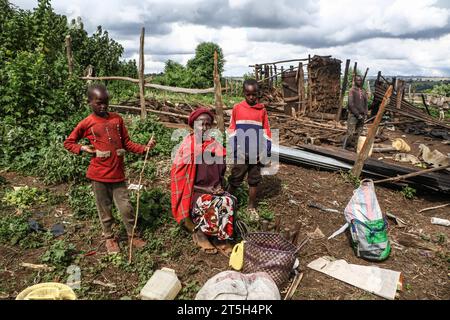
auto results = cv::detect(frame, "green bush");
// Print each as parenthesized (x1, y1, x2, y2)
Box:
(130, 188, 171, 230)
(0, 213, 30, 245)
(41, 239, 76, 267)
(2, 186, 48, 209)
(68, 184, 97, 219)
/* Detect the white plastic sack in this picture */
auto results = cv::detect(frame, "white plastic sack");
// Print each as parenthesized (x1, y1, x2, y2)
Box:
(344, 179, 383, 223)
(195, 271, 280, 300)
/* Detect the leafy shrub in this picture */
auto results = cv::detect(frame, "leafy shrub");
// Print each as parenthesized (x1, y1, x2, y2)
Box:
(41, 240, 76, 267)
(130, 188, 171, 230)
(2, 186, 48, 209)
(68, 184, 97, 219)
(0, 213, 30, 245)
(401, 186, 416, 199)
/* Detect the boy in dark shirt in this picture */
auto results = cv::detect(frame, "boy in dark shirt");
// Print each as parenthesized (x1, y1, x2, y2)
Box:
(343, 75, 368, 150)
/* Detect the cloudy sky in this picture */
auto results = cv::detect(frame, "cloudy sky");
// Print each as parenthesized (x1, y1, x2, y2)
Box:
(10, 0, 450, 77)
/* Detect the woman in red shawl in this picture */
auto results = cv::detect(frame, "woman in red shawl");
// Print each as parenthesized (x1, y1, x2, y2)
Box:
(171, 108, 236, 254)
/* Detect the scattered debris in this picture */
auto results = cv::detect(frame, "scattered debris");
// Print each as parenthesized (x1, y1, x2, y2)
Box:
(50, 223, 65, 237)
(392, 153, 422, 166)
(284, 272, 304, 300)
(127, 183, 143, 191)
(28, 219, 45, 232)
(395, 233, 440, 252)
(308, 201, 340, 213)
(385, 212, 407, 228)
(430, 217, 450, 227)
(307, 227, 325, 240)
(92, 280, 116, 288)
(307, 256, 402, 300)
(418, 144, 450, 170)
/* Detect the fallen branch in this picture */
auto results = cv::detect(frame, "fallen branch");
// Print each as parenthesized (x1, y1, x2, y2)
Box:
(20, 263, 54, 271)
(374, 163, 450, 184)
(92, 280, 116, 288)
(418, 203, 450, 213)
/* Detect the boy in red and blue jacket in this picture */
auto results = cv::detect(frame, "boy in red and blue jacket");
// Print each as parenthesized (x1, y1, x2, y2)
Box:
(227, 79, 272, 219)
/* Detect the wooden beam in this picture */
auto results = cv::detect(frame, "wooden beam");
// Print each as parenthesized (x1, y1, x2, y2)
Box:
(421, 93, 432, 116)
(335, 59, 350, 121)
(109, 104, 189, 119)
(214, 50, 225, 132)
(65, 35, 74, 77)
(298, 62, 305, 115)
(395, 79, 405, 109)
(351, 85, 393, 177)
(307, 55, 312, 114)
(248, 58, 309, 67)
(374, 164, 450, 184)
(138, 27, 147, 120)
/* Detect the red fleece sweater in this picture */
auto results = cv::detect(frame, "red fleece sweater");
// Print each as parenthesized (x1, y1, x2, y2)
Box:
(64, 112, 146, 182)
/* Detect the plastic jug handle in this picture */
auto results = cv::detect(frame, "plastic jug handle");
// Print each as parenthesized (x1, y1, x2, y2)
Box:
(161, 267, 175, 273)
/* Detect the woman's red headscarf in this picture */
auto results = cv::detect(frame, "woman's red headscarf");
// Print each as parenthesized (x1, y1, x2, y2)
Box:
(170, 108, 226, 223)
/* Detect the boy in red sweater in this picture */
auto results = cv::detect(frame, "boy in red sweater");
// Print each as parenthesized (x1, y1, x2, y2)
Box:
(227, 79, 272, 220)
(64, 84, 156, 253)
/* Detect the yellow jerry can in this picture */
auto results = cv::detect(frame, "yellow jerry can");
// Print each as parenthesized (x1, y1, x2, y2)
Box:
(229, 241, 244, 271)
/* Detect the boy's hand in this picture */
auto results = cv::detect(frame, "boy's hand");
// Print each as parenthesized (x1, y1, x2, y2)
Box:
(81, 145, 96, 154)
(145, 137, 156, 152)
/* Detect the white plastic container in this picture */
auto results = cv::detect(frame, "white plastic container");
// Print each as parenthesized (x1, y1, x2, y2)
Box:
(431, 217, 450, 227)
(140, 267, 182, 300)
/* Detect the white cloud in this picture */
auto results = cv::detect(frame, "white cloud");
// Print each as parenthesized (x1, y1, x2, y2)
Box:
(9, 0, 450, 76)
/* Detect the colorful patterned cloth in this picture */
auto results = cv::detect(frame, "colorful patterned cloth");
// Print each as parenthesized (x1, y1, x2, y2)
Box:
(191, 192, 236, 240)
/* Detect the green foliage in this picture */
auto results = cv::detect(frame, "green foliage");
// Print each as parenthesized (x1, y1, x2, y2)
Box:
(427, 83, 450, 97)
(153, 42, 225, 89)
(0, 1, 137, 185)
(126, 114, 177, 160)
(0, 213, 30, 245)
(41, 239, 76, 267)
(258, 201, 275, 221)
(178, 280, 201, 300)
(68, 184, 97, 219)
(340, 170, 361, 187)
(401, 186, 416, 199)
(2, 186, 48, 209)
(130, 188, 171, 230)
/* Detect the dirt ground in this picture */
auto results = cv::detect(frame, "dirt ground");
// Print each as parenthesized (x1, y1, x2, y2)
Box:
(0, 157, 449, 300)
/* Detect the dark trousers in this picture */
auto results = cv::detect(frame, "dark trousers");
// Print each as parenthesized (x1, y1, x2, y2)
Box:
(91, 181, 136, 239)
(344, 114, 364, 149)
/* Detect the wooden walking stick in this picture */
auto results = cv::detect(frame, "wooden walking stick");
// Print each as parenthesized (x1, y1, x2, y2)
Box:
(128, 133, 154, 263)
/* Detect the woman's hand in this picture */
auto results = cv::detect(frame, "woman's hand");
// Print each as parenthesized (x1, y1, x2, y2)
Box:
(81, 145, 96, 154)
(212, 185, 224, 195)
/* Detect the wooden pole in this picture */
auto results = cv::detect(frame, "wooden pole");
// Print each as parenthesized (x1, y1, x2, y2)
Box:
(352, 61, 358, 86)
(335, 59, 350, 121)
(138, 27, 147, 120)
(274, 65, 278, 85)
(214, 50, 225, 132)
(395, 79, 405, 109)
(366, 80, 372, 100)
(65, 35, 74, 77)
(307, 55, 312, 114)
(374, 163, 450, 184)
(298, 62, 305, 114)
(269, 65, 273, 88)
(351, 85, 393, 177)
(254, 65, 259, 81)
(362, 67, 369, 83)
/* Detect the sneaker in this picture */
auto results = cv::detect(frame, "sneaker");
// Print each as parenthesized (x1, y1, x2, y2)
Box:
(105, 238, 120, 254)
(128, 236, 147, 249)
